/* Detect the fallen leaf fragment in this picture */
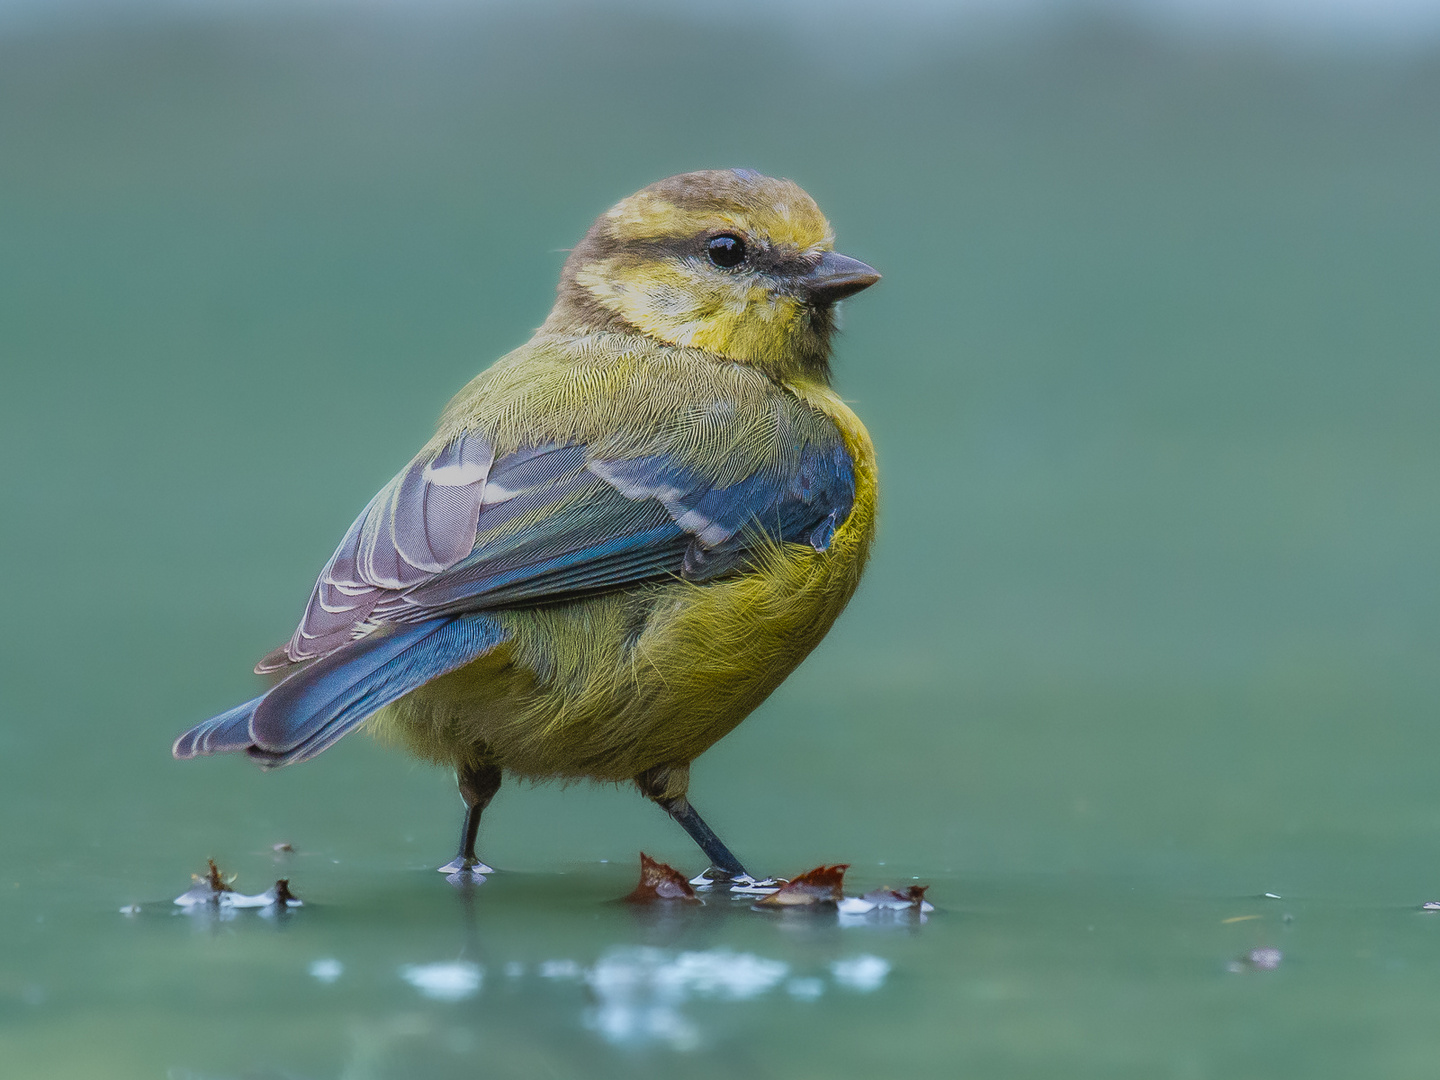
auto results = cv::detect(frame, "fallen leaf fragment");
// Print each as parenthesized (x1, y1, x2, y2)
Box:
(174, 858, 235, 907)
(865, 885, 929, 908)
(838, 884, 934, 915)
(755, 865, 848, 908)
(266, 879, 302, 908)
(625, 853, 700, 904)
(173, 859, 302, 910)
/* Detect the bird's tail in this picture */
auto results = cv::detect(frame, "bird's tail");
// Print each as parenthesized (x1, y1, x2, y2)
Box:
(171, 615, 508, 769)
(172, 695, 265, 759)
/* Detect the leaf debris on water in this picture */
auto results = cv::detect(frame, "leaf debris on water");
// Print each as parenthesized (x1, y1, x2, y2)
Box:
(173, 858, 303, 910)
(838, 885, 935, 915)
(662, 858, 933, 916)
(173, 858, 234, 906)
(624, 853, 701, 904)
(271, 879, 300, 907)
(754, 864, 848, 908)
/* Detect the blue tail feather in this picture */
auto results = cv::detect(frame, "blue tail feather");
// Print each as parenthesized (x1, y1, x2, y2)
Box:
(172, 694, 265, 759)
(172, 615, 508, 768)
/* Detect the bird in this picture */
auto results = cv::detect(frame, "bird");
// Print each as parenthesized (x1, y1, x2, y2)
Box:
(173, 168, 879, 882)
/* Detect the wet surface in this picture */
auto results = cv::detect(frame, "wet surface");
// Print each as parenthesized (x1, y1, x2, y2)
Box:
(13, 858, 1440, 1078)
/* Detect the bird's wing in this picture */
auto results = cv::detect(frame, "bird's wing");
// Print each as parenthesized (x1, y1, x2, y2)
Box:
(260, 419, 854, 671)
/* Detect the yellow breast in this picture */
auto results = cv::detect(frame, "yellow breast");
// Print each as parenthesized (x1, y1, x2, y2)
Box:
(602, 383, 876, 771)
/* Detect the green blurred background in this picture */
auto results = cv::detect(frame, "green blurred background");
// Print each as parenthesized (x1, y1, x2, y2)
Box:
(3, 1, 1440, 1076)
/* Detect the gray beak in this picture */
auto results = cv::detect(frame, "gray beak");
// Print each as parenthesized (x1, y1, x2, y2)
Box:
(798, 252, 881, 305)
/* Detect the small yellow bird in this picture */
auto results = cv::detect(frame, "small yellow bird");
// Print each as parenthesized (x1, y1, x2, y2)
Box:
(174, 169, 879, 880)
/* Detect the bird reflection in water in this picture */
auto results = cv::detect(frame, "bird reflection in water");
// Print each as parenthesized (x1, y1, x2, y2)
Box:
(421, 869, 904, 1053)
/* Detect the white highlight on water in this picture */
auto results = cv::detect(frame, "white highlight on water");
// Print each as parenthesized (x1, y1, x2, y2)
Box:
(400, 961, 483, 1001)
(309, 958, 344, 983)
(787, 976, 825, 1001)
(585, 946, 790, 1051)
(831, 954, 891, 992)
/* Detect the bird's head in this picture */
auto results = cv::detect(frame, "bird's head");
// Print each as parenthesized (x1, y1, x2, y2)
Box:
(547, 169, 879, 383)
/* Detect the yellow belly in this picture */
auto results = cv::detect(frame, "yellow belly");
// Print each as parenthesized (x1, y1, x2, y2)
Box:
(371, 383, 877, 786)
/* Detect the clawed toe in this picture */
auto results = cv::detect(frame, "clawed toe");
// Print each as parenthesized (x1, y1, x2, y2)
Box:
(438, 856, 494, 876)
(687, 866, 783, 894)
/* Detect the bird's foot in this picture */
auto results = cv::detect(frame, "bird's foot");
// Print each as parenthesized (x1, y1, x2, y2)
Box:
(438, 856, 494, 877)
(688, 866, 784, 895)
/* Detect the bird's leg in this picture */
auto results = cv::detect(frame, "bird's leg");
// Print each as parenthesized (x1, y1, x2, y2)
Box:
(437, 759, 503, 876)
(635, 764, 749, 880)
(661, 797, 750, 879)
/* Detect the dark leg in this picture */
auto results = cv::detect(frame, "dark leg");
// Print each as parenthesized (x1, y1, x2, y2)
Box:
(659, 796, 749, 879)
(635, 765, 749, 879)
(438, 760, 503, 875)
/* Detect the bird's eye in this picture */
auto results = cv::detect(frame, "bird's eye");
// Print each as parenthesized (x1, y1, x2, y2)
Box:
(706, 234, 747, 269)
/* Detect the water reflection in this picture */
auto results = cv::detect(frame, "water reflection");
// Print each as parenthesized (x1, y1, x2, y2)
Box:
(400, 961, 483, 1001)
(368, 872, 918, 1053)
(94, 866, 926, 1076)
(384, 940, 896, 1052)
(830, 954, 892, 992)
(308, 958, 344, 984)
(583, 946, 788, 1050)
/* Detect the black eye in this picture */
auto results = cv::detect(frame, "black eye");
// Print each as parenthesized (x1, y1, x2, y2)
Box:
(706, 234, 747, 269)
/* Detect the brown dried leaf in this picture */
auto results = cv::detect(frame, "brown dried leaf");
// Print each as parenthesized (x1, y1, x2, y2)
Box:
(196, 858, 235, 893)
(755, 864, 849, 908)
(175, 858, 238, 908)
(624, 853, 701, 904)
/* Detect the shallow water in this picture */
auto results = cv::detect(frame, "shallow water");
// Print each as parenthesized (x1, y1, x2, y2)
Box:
(3, 5, 1440, 1077)
(13, 856, 1440, 1078)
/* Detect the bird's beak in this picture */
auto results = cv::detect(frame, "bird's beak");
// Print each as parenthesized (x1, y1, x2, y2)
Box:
(798, 252, 881, 305)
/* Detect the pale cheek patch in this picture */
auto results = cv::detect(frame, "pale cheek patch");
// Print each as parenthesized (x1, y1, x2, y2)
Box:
(582, 258, 744, 349)
(577, 250, 806, 363)
(574, 261, 630, 307)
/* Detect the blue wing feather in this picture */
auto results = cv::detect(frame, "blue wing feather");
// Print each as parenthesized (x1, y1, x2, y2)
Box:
(175, 419, 855, 765)
(374, 441, 854, 618)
